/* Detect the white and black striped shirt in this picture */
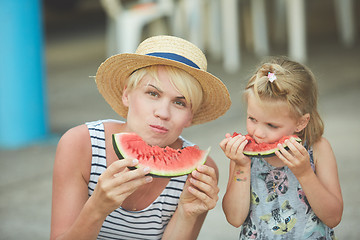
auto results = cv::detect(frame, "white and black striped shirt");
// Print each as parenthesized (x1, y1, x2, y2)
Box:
(86, 120, 189, 240)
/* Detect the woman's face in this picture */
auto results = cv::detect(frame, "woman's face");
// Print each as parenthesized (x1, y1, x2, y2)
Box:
(122, 66, 194, 148)
(246, 93, 300, 144)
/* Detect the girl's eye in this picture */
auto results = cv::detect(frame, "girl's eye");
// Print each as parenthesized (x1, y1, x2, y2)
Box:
(268, 123, 279, 129)
(248, 116, 256, 122)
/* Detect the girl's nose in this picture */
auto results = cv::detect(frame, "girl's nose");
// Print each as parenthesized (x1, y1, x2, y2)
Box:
(253, 127, 265, 142)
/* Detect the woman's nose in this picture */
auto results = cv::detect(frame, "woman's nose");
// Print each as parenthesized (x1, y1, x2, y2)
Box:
(154, 101, 170, 120)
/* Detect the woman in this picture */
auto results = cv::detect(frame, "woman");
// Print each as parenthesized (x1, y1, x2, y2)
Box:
(50, 35, 231, 239)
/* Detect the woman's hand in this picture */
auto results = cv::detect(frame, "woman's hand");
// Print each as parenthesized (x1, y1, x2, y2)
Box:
(162, 161, 219, 240)
(219, 133, 251, 167)
(178, 164, 219, 217)
(89, 158, 153, 216)
(275, 138, 313, 179)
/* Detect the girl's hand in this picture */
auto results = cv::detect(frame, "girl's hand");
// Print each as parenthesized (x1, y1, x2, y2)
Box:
(90, 158, 153, 216)
(275, 138, 313, 178)
(219, 133, 251, 167)
(178, 164, 219, 217)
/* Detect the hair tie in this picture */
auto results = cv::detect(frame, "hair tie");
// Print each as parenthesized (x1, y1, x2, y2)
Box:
(267, 72, 277, 82)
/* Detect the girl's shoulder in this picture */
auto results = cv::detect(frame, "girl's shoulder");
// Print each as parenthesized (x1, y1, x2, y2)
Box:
(312, 137, 335, 167)
(312, 137, 333, 155)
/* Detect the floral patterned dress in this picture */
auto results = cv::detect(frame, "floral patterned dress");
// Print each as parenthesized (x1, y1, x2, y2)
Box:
(240, 147, 337, 240)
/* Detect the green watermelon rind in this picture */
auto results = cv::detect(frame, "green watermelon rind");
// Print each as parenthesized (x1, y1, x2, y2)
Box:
(241, 135, 302, 158)
(112, 133, 210, 177)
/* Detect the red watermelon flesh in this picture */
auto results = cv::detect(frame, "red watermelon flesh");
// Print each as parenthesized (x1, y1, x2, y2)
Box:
(232, 132, 301, 157)
(112, 133, 210, 177)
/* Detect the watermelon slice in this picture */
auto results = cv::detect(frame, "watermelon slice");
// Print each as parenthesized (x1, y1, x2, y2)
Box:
(112, 133, 210, 177)
(232, 132, 302, 157)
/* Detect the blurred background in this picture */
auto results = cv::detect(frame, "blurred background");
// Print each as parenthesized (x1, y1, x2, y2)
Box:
(0, 0, 359, 239)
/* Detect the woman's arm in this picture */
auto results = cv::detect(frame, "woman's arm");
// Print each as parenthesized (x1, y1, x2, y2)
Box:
(276, 137, 343, 228)
(162, 157, 219, 240)
(50, 125, 103, 240)
(50, 125, 152, 240)
(220, 134, 252, 227)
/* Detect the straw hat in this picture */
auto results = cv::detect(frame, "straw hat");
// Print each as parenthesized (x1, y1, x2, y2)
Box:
(95, 35, 231, 125)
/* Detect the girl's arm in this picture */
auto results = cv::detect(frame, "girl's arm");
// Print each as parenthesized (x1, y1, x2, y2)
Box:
(276, 137, 343, 228)
(220, 134, 252, 227)
(162, 157, 219, 240)
(50, 125, 152, 240)
(222, 161, 251, 227)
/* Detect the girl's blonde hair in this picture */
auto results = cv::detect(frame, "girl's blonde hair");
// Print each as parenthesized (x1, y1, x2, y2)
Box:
(126, 65, 204, 114)
(244, 56, 324, 147)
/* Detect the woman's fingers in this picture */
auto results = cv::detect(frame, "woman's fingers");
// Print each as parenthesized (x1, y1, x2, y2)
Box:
(112, 168, 152, 191)
(188, 165, 219, 209)
(111, 174, 153, 201)
(187, 185, 218, 209)
(97, 158, 152, 197)
(192, 165, 217, 190)
(104, 158, 139, 178)
(102, 158, 152, 184)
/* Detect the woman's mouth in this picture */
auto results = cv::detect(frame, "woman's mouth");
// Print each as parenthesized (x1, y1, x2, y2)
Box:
(150, 125, 169, 133)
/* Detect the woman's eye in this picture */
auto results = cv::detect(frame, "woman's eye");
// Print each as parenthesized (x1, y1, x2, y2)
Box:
(147, 91, 159, 97)
(174, 100, 186, 107)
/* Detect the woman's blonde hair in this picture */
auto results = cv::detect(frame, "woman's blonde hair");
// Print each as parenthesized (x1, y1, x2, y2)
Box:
(126, 65, 204, 114)
(244, 56, 324, 147)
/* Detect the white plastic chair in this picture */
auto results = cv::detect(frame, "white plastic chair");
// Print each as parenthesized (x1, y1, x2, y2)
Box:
(171, 0, 206, 52)
(275, 0, 356, 63)
(219, 0, 269, 73)
(286, 0, 307, 63)
(170, 0, 269, 73)
(334, 0, 356, 47)
(100, 0, 174, 56)
(218, 0, 356, 72)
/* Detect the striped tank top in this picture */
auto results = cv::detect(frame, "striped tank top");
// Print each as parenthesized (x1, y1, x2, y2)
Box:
(86, 120, 190, 240)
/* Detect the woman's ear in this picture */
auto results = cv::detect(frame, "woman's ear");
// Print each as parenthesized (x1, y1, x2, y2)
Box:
(295, 113, 310, 132)
(122, 86, 129, 107)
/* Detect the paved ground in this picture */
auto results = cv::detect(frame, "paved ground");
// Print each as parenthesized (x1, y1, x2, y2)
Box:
(1, 2, 360, 239)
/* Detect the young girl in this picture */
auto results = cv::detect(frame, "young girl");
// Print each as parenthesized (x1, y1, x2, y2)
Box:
(220, 56, 343, 239)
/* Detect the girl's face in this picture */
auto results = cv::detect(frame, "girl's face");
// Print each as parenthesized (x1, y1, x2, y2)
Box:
(122, 66, 194, 148)
(246, 93, 301, 144)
